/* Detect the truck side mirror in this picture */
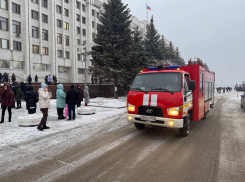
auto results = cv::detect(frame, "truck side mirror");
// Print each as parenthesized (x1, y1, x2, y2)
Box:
(189, 80, 196, 91)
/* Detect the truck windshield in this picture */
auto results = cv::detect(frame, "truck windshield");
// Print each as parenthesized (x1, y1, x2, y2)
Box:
(130, 72, 182, 92)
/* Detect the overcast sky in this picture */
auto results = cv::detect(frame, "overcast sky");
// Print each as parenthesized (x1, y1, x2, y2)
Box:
(121, 0, 245, 87)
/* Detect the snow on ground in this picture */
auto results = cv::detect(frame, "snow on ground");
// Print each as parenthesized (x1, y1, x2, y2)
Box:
(89, 97, 127, 108)
(218, 90, 245, 181)
(0, 97, 127, 151)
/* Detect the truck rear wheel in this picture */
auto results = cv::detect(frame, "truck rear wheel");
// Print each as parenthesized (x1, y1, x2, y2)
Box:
(179, 113, 191, 137)
(203, 111, 208, 120)
(134, 123, 145, 130)
(243, 100, 245, 113)
(241, 100, 243, 108)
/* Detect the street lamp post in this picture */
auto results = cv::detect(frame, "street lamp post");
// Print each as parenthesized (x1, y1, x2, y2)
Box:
(75, 42, 100, 86)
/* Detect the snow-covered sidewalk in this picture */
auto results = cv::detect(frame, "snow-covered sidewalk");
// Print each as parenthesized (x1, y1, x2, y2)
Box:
(0, 97, 127, 150)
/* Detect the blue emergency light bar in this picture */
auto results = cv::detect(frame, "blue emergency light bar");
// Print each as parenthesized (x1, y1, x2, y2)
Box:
(147, 65, 181, 71)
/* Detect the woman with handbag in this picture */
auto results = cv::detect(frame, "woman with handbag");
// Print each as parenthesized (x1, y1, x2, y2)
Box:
(56, 84, 66, 119)
(0, 84, 15, 123)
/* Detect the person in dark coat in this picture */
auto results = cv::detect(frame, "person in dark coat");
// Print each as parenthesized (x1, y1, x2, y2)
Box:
(123, 81, 128, 95)
(45, 75, 48, 84)
(3, 72, 8, 82)
(54, 76, 57, 85)
(21, 82, 26, 99)
(27, 75, 32, 85)
(25, 85, 39, 114)
(15, 83, 22, 109)
(53, 75, 55, 84)
(35, 75, 38, 82)
(12, 73, 16, 83)
(76, 84, 84, 107)
(0, 73, 2, 82)
(0, 84, 15, 123)
(66, 85, 78, 120)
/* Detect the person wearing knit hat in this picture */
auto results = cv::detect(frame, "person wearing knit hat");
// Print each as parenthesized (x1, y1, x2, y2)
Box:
(37, 82, 52, 131)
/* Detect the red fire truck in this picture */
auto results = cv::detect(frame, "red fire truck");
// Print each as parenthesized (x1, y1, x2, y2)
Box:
(127, 61, 215, 137)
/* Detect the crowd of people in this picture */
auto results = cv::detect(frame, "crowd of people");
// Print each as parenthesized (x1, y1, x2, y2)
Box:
(0, 82, 90, 131)
(216, 87, 232, 93)
(0, 72, 58, 86)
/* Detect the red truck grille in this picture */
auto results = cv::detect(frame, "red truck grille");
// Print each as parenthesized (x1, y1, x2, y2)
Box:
(138, 106, 163, 117)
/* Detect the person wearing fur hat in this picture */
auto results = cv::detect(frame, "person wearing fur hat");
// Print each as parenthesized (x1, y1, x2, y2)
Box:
(0, 84, 15, 123)
(37, 83, 52, 131)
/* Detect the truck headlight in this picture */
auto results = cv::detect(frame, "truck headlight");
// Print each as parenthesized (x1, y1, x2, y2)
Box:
(128, 104, 135, 112)
(167, 107, 179, 116)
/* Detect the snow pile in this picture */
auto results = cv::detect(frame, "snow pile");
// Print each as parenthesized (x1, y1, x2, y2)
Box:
(89, 97, 127, 108)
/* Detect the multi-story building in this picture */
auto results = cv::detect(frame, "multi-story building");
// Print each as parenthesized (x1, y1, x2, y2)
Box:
(0, 0, 151, 83)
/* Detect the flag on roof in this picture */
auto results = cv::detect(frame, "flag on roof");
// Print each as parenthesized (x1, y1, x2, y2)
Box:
(147, 5, 151, 10)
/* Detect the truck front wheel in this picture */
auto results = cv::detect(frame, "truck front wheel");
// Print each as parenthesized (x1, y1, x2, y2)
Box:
(179, 113, 191, 137)
(134, 123, 145, 130)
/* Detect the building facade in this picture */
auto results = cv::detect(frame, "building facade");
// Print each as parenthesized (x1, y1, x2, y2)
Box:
(0, 0, 150, 83)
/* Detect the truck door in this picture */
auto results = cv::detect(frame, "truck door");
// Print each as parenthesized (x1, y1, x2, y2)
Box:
(199, 71, 205, 120)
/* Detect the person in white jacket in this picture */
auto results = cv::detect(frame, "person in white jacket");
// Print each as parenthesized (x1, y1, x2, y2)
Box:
(37, 83, 52, 131)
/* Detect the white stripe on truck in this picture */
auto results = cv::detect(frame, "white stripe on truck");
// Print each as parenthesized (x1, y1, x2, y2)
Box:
(151, 95, 158, 106)
(143, 94, 149, 106)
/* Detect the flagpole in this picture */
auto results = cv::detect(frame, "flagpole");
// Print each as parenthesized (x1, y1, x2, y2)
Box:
(146, 2, 148, 21)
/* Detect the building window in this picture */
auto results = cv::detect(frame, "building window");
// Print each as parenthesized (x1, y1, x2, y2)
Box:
(42, 14, 48, 23)
(92, 9, 95, 16)
(76, 1, 80, 9)
(31, 0, 38, 4)
(57, 50, 62, 58)
(64, 22, 69, 30)
(0, 0, 8, 10)
(77, 54, 81, 61)
(76, 14, 80, 22)
(78, 68, 84, 74)
(32, 26, 39, 38)
(83, 40, 86, 46)
(0, 39, 9, 49)
(92, 21, 95, 28)
(32, 45, 39, 54)
(12, 61, 24, 69)
(13, 41, 21, 51)
(92, 32, 95, 39)
(12, 20, 21, 34)
(82, 17, 85, 24)
(82, 4, 85, 12)
(0, 60, 10, 68)
(82, 29, 86, 36)
(42, 29, 48, 41)
(32, 10, 38, 20)
(42, 47, 48, 55)
(58, 66, 67, 73)
(65, 51, 70, 59)
(64, 0, 68, 3)
(12, 3, 20, 14)
(0, 16, 8, 31)
(77, 39, 80, 45)
(56, 5, 61, 14)
(57, 19, 62, 28)
(64, 8, 69, 17)
(97, 12, 99, 18)
(57, 34, 62, 44)
(42, 0, 47, 8)
(77, 27, 80, 34)
(33, 64, 50, 71)
(65, 36, 69, 46)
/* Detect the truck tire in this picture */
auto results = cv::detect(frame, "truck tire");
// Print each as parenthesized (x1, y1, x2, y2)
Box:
(242, 99, 244, 108)
(202, 111, 208, 120)
(179, 113, 191, 137)
(134, 123, 145, 130)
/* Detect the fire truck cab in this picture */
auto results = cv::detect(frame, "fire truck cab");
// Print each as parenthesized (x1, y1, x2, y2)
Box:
(127, 61, 215, 137)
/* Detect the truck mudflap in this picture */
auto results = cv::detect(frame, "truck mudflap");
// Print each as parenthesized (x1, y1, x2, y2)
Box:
(127, 114, 183, 129)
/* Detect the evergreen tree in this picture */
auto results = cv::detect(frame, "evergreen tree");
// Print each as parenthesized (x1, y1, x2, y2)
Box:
(159, 35, 168, 62)
(166, 41, 175, 61)
(122, 27, 147, 83)
(91, 0, 133, 89)
(144, 16, 162, 65)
